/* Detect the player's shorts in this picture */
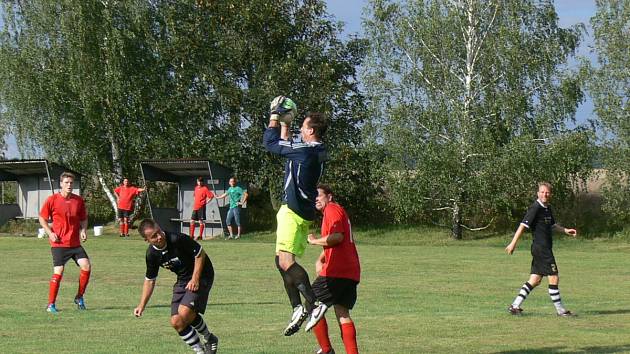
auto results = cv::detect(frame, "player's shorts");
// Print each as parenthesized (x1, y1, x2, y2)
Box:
(171, 276, 214, 316)
(530, 243, 558, 276)
(312, 276, 359, 309)
(191, 206, 206, 221)
(117, 208, 132, 219)
(51, 246, 89, 267)
(275, 205, 312, 257)
(226, 207, 241, 226)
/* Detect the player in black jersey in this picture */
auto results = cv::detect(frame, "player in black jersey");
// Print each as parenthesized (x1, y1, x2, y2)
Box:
(133, 219, 218, 354)
(505, 182, 577, 317)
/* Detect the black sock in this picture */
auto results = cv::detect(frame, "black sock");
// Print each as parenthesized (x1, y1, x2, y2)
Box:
(275, 256, 302, 308)
(191, 314, 211, 341)
(178, 325, 202, 350)
(286, 262, 316, 311)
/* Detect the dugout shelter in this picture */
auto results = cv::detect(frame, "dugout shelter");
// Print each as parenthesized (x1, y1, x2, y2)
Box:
(140, 159, 241, 239)
(0, 159, 82, 227)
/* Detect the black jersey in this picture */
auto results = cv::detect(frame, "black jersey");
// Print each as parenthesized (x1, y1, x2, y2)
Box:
(145, 231, 214, 284)
(521, 200, 556, 248)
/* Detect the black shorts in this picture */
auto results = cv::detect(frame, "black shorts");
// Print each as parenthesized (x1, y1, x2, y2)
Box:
(51, 246, 89, 267)
(171, 277, 214, 316)
(312, 276, 359, 309)
(191, 206, 206, 221)
(530, 244, 558, 276)
(118, 208, 132, 219)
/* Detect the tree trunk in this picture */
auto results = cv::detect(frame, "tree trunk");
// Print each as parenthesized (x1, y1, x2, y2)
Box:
(96, 167, 118, 221)
(451, 201, 462, 239)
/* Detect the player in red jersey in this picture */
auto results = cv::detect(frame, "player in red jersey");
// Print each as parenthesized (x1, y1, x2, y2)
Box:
(191, 177, 214, 240)
(306, 184, 360, 354)
(39, 172, 91, 313)
(114, 177, 145, 237)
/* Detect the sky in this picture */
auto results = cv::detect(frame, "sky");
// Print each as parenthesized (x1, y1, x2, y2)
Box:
(3, 1, 599, 158)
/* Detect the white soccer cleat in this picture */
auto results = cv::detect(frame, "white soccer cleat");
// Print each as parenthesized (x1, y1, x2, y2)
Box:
(284, 304, 308, 336)
(304, 302, 329, 332)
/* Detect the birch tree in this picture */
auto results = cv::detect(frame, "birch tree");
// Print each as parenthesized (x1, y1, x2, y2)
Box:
(585, 0, 630, 226)
(363, 0, 593, 238)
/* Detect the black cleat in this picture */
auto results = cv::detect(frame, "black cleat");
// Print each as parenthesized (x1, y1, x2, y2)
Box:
(204, 333, 218, 354)
(508, 305, 523, 315)
(316, 348, 335, 354)
(557, 310, 576, 317)
(284, 305, 308, 336)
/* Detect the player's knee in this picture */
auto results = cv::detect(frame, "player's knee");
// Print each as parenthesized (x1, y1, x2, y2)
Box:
(170, 315, 184, 330)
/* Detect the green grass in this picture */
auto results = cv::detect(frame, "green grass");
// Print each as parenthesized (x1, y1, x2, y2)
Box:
(2, 229, 630, 353)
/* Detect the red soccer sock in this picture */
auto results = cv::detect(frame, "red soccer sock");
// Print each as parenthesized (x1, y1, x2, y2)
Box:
(313, 317, 332, 353)
(77, 269, 91, 297)
(124, 222, 130, 235)
(341, 321, 359, 354)
(48, 274, 63, 305)
(189, 223, 196, 238)
(119, 223, 125, 235)
(198, 224, 205, 239)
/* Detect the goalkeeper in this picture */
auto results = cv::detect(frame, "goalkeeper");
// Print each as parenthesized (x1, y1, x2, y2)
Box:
(263, 96, 330, 336)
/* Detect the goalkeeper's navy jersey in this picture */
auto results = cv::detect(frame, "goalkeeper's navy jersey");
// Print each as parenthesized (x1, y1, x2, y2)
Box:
(145, 231, 214, 284)
(264, 127, 327, 221)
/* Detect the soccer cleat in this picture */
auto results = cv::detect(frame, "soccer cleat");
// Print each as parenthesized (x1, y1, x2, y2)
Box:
(557, 310, 575, 317)
(74, 296, 87, 310)
(119, 234, 125, 238)
(234, 235, 240, 239)
(316, 348, 335, 354)
(46, 303, 58, 314)
(204, 333, 218, 354)
(304, 302, 329, 332)
(507, 305, 523, 315)
(284, 305, 308, 336)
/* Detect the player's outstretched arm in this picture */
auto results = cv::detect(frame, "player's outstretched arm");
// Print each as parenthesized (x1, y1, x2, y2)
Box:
(134, 279, 156, 317)
(554, 224, 577, 237)
(506, 224, 527, 255)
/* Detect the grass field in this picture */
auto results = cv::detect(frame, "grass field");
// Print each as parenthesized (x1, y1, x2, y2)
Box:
(2, 228, 630, 354)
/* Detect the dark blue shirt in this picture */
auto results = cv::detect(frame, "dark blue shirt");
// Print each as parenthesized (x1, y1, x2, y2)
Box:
(263, 127, 327, 221)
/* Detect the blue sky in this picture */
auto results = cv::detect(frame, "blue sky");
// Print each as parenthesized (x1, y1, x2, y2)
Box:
(4, 1, 599, 158)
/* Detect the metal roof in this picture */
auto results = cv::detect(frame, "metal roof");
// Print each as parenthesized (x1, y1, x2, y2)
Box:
(0, 159, 82, 179)
(139, 159, 231, 178)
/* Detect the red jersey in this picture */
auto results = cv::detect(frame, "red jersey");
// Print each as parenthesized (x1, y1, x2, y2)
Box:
(40, 193, 87, 248)
(114, 185, 141, 211)
(193, 185, 214, 210)
(320, 202, 361, 282)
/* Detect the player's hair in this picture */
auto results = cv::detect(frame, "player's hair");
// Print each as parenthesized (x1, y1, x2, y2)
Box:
(197, 177, 204, 184)
(138, 218, 158, 238)
(538, 182, 552, 191)
(305, 112, 327, 139)
(317, 184, 333, 196)
(60, 172, 75, 181)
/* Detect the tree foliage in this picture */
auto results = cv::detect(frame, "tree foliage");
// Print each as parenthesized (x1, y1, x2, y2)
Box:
(585, 0, 630, 227)
(0, 0, 368, 221)
(363, 0, 594, 238)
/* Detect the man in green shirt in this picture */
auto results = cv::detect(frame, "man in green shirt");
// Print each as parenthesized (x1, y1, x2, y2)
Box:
(217, 177, 248, 239)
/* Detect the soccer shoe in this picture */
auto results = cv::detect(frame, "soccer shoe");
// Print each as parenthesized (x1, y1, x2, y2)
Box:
(74, 296, 87, 310)
(316, 348, 335, 354)
(46, 303, 58, 314)
(304, 302, 329, 332)
(204, 334, 218, 354)
(234, 235, 240, 239)
(557, 310, 575, 317)
(507, 305, 523, 315)
(119, 234, 125, 238)
(284, 305, 308, 336)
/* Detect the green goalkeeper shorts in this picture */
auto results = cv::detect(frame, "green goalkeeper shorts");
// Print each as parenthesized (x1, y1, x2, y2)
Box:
(275, 205, 312, 257)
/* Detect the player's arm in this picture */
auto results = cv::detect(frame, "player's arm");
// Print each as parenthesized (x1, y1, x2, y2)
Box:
(505, 224, 527, 255)
(240, 191, 249, 205)
(216, 192, 227, 199)
(80, 218, 88, 242)
(553, 224, 577, 237)
(315, 250, 326, 275)
(137, 187, 146, 193)
(134, 278, 156, 317)
(308, 232, 344, 247)
(186, 248, 207, 292)
(39, 215, 60, 243)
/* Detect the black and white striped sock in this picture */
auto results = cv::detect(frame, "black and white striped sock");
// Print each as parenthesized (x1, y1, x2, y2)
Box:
(178, 325, 203, 352)
(512, 282, 534, 308)
(548, 284, 566, 313)
(191, 314, 212, 342)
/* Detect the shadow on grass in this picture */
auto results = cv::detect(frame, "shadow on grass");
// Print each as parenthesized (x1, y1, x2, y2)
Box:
(583, 309, 630, 315)
(493, 344, 630, 353)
